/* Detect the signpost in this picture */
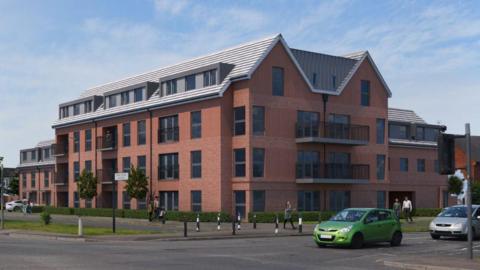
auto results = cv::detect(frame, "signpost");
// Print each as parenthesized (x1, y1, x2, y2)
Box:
(112, 172, 128, 233)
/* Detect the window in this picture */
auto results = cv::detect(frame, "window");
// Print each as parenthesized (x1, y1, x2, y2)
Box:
(73, 104, 80, 116)
(73, 131, 80, 152)
(296, 151, 320, 178)
(233, 106, 245, 136)
(377, 155, 386, 180)
(43, 148, 50, 159)
(253, 148, 265, 178)
(44, 171, 49, 188)
(252, 190, 266, 212)
(332, 75, 336, 88)
(329, 191, 351, 211)
(22, 173, 27, 188)
(252, 106, 265, 135)
(443, 191, 449, 208)
(85, 129, 92, 151)
(74, 192, 79, 208)
(377, 191, 386, 208)
(416, 126, 425, 140)
(296, 111, 319, 137)
(85, 160, 92, 173)
(234, 190, 246, 218)
(312, 73, 317, 86)
(376, 119, 385, 144)
(74, 161, 80, 181)
(123, 123, 131, 147)
(298, 191, 321, 211)
(203, 69, 216, 87)
(137, 198, 147, 210)
(424, 128, 439, 141)
(191, 111, 201, 139)
(186, 74, 196, 90)
(84, 101, 92, 113)
(137, 120, 146, 145)
(417, 159, 426, 172)
(159, 115, 179, 143)
(434, 160, 439, 174)
(85, 198, 92, 208)
(191, 191, 202, 212)
(272, 67, 284, 96)
(160, 191, 178, 211)
(108, 95, 117, 108)
(123, 191, 131, 209)
(31, 150, 36, 160)
(22, 152, 27, 161)
(134, 88, 143, 102)
(31, 172, 36, 187)
(400, 158, 409, 172)
(137, 155, 146, 173)
(165, 79, 177, 95)
(123, 157, 131, 173)
(361, 80, 370, 106)
(389, 124, 409, 139)
(234, 148, 246, 177)
(159, 153, 179, 180)
(191, 151, 202, 178)
(121, 91, 130, 105)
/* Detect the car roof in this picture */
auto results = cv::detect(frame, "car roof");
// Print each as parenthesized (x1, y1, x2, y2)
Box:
(344, 208, 391, 211)
(449, 205, 480, 208)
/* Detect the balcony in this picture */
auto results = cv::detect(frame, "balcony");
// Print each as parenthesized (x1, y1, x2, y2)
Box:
(295, 122, 369, 145)
(53, 142, 68, 156)
(96, 136, 117, 151)
(54, 170, 69, 185)
(158, 127, 179, 143)
(296, 163, 369, 184)
(97, 168, 115, 184)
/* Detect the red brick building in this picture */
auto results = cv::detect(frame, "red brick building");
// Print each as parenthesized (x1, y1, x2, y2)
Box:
(455, 136, 480, 182)
(50, 34, 450, 216)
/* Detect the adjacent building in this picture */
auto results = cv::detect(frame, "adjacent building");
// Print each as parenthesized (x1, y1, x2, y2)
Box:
(455, 136, 480, 183)
(49, 33, 449, 215)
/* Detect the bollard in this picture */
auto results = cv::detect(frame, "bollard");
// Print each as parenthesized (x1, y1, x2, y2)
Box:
(217, 213, 221, 231)
(196, 213, 200, 232)
(78, 216, 83, 237)
(237, 213, 241, 230)
(253, 214, 257, 229)
(184, 221, 188, 237)
(275, 214, 279, 235)
(232, 219, 236, 235)
(298, 213, 303, 234)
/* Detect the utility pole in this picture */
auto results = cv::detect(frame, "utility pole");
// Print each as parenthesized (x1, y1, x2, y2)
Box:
(465, 124, 473, 260)
(1, 156, 5, 230)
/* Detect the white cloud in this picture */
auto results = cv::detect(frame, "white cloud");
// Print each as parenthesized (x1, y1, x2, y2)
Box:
(154, 0, 189, 15)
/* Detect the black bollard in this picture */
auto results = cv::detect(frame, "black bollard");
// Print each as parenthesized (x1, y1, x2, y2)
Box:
(275, 214, 279, 235)
(298, 212, 303, 233)
(217, 213, 221, 231)
(196, 213, 200, 232)
(237, 213, 241, 230)
(232, 219, 236, 235)
(253, 214, 257, 229)
(184, 221, 187, 237)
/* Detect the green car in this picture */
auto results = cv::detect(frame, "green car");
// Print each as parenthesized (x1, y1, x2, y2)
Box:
(313, 208, 402, 249)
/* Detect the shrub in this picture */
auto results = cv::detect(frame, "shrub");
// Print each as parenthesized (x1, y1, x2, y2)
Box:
(248, 211, 336, 223)
(32, 206, 45, 213)
(40, 211, 51, 225)
(412, 208, 442, 217)
(45, 207, 74, 215)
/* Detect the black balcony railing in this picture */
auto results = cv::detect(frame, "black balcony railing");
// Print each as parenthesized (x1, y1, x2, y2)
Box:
(96, 168, 115, 183)
(158, 127, 179, 143)
(54, 171, 69, 185)
(296, 163, 369, 180)
(96, 136, 117, 150)
(158, 165, 179, 180)
(296, 122, 369, 142)
(53, 142, 68, 156)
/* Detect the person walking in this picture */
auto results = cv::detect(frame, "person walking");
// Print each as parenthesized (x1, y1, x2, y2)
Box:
(148, 196, 154, 222)
(27, 200, 33, 214)
(283, 201, 296, 229)
(22, 200, 27, 215)
(153, 196, 160, 221)
(402, 196, 413, 223)
(392, 198, 401, 220)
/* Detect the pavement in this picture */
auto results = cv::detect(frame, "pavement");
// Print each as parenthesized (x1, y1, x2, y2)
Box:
(0, 232, 479, 270)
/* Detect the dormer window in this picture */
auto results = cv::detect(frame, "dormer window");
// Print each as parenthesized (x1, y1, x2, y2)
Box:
(61, 107, 69, 118)
(73, 104, 80, 116)
(203, 70, 216, 87)
(166, 79, 177, 95)
(121, 91, 130, 105)
(134, 88, 144, 102)
(332, 75, 336, 88)
(186, 74, 196, 91)
(85, 101, 92, 113)
(108, 95, 117, 108)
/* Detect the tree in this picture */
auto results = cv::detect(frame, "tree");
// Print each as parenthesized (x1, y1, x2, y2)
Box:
(8, 174, 19, 196)
(76, 169, 97, 201)
(448, 175, 463, 195)
(472, 183, 480, 205)
(124, 165, 148, 202)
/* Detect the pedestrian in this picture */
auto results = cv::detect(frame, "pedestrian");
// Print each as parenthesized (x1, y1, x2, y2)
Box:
(22, 200, 27, 215)
(27, 200, 33, 214)
(153, 196, 160, 220)
(148, 196, 154, 222)
(158, 207, 166, 224)
(283, 201, 296, 229)
(402, 196, 413, 223)
(392, 198, 401, 220)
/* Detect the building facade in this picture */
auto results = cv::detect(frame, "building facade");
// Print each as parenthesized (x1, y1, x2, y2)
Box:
(17, 140, 55, 205)
(50, 34, 450, 216)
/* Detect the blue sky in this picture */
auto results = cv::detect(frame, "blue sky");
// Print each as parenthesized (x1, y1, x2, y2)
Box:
(1, 0, 480, 167)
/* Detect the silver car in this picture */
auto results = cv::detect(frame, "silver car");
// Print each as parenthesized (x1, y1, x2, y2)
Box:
(429, 205, 480, 240)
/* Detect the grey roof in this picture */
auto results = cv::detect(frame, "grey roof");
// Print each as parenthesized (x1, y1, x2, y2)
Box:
(36, 139, 55, 148)
(17, 160, 55, 168)
(388, 108, 427, 124)
(456, 136, 480, 161)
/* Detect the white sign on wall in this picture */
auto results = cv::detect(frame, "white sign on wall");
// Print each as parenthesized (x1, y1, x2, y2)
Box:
(114, 173, 129, 181)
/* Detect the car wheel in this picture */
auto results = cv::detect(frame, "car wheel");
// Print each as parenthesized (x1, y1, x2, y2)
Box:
(430, 234, 440, 240)
(350, 233, 363, 249)
(316, 242, 325, 248)
(390, 231, 402, 246)
(13, 206, 21, 212)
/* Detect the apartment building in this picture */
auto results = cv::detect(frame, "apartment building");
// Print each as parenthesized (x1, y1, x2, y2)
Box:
(51, 34, 449, 216)
(455, 136, 480, 183)
(17, 140, 55, 205)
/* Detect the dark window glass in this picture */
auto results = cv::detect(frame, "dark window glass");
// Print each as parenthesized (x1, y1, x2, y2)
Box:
(253, 148, 265, 178)
(73, 131, 80, 152)
(85, 160, 92, 173)
(121, 91, 130, 105)
(123, 123, 131, 147)
(272, 67, 284, 96)
(191, 151, 202, 178)
(44, 171, 49, 188)
(22, 173, 27, 188)
(252, 190, 266, 212)
(416, 126, 425, 140)
(424, 128, 439, 141)
(191, 111, 201, 139)
(234, 148, 246, 177)
(234, 190, 246, 218)
(296, 151, 320, 178)
(361, 80, 370, 106)
(443, 191, 449, 208)
(43, 148, 50, 159)
(108, 95, 117, 108)
(376, 191, 386, 208)
(377, 155, 386, 180)
(186, 74, 196, 90)
(159, 191, 178, 211)
(73, 104, 80, 115)
(233, 107, 245, 136)
(74, 192, 79, 208)
(31, 150, 36, 160)
(166, 79, 177, 95)
(159, 115, 179, 143)
(376, 119, 385, 144)
(123, 157, 131, 173)
(31, 172, 36, 188)
(296, 111, 319, 137)
(137, 120, 146, 145)
(297, 191, 321, 211)
(252, 106, 265, 135)
(137, 155, 146, 173)
(137, 198, 147, 210)
(312, 73, 317, 86)
(400, 158, 409, 172)
(85, 101, 92, 113)
(434, 160, 439, 174)
(85, 129, 92, 151)
(123, 191, 131, 209)
(329, 191, 351, 211)
(191, 191, 202, 212)
(389, 124, 409, 139)
(332, 75, 336, 88)
(134, 88, 144, 102)
(159, 153, 179, 180)
(417, 159, 425, 172)
(74, 161, 80, 181)
(22, 152, 27, 161)
(203, 69, 216, 87)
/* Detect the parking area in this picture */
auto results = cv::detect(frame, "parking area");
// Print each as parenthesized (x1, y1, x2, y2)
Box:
(0, 232, 478, 270)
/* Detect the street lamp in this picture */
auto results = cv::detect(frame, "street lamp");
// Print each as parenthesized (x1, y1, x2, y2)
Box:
(1, 156, 5, 230)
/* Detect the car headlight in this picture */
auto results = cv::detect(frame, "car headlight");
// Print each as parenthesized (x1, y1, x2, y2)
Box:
(429, 221, 435, 228)
(314, 224, 320, 231)
(452, 223, 463, 228)
(339, 225, 353, 234)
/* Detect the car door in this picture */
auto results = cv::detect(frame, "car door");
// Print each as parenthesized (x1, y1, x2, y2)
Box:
(473, 208, 480, 237)
(376, 210, 396, 241)
(362, 210, 381, 242)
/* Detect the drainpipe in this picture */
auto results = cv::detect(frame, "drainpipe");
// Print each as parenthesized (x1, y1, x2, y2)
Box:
(94, 121, 98, 208)
(149, 110, 153, 202)
(322, 94, 329, 165)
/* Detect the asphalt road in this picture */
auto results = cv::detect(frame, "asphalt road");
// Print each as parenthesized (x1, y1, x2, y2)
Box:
(0, 233, 478, 270)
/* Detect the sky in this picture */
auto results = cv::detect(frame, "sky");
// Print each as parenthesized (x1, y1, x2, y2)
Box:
(0, 0, 480, 167)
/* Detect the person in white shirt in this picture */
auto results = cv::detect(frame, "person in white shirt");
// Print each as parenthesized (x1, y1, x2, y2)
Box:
(402, 196, 413, 223)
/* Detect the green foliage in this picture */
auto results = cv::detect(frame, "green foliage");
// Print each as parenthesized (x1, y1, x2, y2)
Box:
(32, 206, 45, 213)
(411, 208, 443, 217)
(45, 207, 73, 215)
(248, 211, 336, 223)
(76, 169, 97, 200)
(448, 175, 463, 195)
(472, 183, 480, 204)
(124, 166, 148, 200)
(40, 211, 51, 225)
(8, 175, 19, 195)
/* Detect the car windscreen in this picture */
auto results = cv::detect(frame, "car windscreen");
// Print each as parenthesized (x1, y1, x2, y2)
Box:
(329, 209, 367, 222)
(439, 207, 467, 218)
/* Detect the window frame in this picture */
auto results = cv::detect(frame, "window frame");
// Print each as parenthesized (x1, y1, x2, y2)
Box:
(377, 154, 386, 180)
(158, 153, 179, 180)
(191, 190, 202, 212)
(272, 67, 284, 96)
(85, 129, 92, 151)
(233, 106, 246, 136)
(234, 148, 246, 177)
(190, 111, 202, 139)
(417, 158, 426, 172)
(252, 148, 265, 178)
(252, 106, 265, 135)
(361, 80, 370, 106)
(137, 120, 146, 145)
(186, 74, 196, 91)
(400, 158, 409, 172)
(376, 118, 385, 144)
(191, 150, 202, 179)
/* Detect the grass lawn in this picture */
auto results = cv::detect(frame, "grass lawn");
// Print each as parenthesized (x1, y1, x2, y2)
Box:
(4, 220, 156, 236)
(400, 217, 433, 232)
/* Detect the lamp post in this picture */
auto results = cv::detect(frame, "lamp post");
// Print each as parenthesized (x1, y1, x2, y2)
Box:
(1, 156, 5, 230)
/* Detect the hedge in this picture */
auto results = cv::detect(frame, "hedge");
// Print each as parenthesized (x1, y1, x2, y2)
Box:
(411, 208, 442, 217)
(248, 211, 336, 223)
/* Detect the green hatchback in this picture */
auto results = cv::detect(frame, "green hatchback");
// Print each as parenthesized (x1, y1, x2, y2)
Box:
(313, 208, 402, 249)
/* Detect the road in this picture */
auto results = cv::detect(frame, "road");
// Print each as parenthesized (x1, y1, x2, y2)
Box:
(0, 233, 478, 270)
